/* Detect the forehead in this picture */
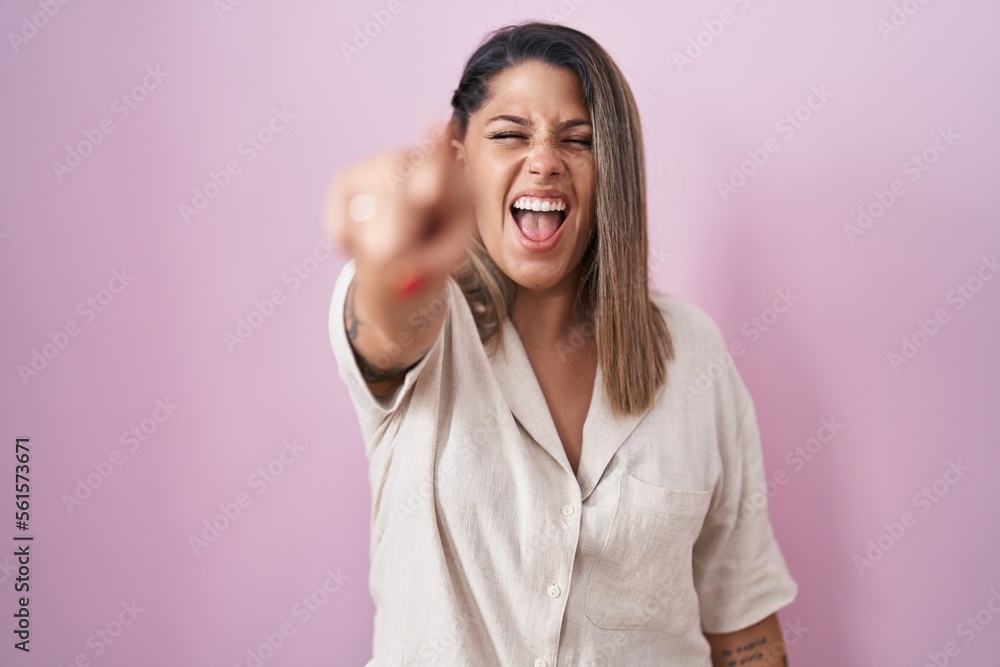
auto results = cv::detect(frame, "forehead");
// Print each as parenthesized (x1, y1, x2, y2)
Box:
(477, 60, 590, 122)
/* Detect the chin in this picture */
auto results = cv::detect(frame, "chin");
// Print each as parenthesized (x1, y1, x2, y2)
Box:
(503, 256, 574, 291)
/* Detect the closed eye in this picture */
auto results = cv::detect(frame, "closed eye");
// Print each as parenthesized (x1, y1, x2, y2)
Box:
(488, 131, 592, 147)
(488, 131, 527, 141)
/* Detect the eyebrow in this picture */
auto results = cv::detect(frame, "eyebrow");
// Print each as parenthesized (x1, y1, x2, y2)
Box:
(486, 115, 592, 129)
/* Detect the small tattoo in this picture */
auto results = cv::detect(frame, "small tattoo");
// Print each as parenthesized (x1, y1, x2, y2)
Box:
(345, 278, 360, 341)
(722, 635, 777, 665)
(343, 276, 421, 386)
(351, 344, 415, 384)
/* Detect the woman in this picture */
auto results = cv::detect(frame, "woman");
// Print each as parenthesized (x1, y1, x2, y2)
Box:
(325, 21, 798, 667)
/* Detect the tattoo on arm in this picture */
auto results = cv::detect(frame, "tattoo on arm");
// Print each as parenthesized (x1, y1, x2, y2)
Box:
(345, 278, 418, 385)
(345, 278, 361, 341)
(351, 346, 417, 385)
(719, 635, 786, 666)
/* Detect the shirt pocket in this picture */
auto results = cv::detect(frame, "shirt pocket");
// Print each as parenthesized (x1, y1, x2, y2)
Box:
(585, 471, 713, 635)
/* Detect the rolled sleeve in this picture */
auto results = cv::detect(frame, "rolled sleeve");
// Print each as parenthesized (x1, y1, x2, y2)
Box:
(328, 258, 449, 453)
(692, 389, 799, 634)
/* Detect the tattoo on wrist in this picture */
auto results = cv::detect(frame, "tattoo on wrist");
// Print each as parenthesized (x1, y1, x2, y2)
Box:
(345, 278, 419, 385)
(351, 344, 417, 385)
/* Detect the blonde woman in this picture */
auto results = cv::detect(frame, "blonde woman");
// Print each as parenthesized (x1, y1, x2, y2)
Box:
(325, 21, 798, 667)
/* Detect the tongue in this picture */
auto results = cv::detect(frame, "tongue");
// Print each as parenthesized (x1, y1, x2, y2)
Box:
(516, 210, 562, 242)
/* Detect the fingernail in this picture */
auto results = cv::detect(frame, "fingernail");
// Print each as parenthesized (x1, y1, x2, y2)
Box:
(348, 193, 376, 222)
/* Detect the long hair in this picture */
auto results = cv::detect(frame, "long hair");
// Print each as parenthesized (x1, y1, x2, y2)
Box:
(449, 21, 674, 418)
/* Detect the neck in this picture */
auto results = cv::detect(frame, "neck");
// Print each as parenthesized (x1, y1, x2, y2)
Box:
(508, 271, 588, 350)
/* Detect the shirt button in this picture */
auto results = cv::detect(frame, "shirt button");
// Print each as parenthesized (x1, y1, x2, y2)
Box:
(534, 659, 548, 667)
(547, 583, 561, 598)
(561, 504, 575, 516)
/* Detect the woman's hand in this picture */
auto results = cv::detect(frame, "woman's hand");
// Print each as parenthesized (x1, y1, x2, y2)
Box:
(323, 120, 475, 391)
(325, 119, 474, 300)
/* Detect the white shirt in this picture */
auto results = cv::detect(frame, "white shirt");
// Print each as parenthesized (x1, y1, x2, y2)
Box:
(328, 258, 798, 666)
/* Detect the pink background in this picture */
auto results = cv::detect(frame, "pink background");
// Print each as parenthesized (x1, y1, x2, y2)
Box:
(2, 0, 999, 664)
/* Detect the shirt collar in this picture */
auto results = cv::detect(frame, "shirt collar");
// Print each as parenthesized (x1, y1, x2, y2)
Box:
(489, 314, 651, 502)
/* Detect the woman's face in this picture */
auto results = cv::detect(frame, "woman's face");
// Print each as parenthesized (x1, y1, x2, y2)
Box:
(452, 60, 595, 291)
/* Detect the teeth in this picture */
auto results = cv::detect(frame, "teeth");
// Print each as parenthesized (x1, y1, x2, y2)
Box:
(513, 196, 567, 212)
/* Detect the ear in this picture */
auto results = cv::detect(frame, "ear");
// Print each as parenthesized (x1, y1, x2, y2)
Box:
(450, 138, 468, 171)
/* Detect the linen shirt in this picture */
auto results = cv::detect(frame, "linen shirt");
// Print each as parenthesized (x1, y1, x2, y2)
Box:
(328, 257, 798, 667)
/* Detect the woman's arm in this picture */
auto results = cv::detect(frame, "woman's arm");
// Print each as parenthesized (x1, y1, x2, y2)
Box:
(343, 272, 448, 397)
(704, 612, 789, 667)
(324, 121, 474, 398)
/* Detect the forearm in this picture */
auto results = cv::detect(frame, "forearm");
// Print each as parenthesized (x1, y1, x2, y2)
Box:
(704, 613, 788, 667)
(344, 272, 447, 389)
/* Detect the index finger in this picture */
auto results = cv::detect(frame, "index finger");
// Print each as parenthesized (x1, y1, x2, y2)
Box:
(402, 119, 465, 232)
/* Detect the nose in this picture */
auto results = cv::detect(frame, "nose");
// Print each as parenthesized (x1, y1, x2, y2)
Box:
(527, 143, 565, 178)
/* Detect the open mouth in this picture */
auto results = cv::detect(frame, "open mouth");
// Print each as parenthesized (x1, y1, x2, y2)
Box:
(510, 197, 568, 243)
